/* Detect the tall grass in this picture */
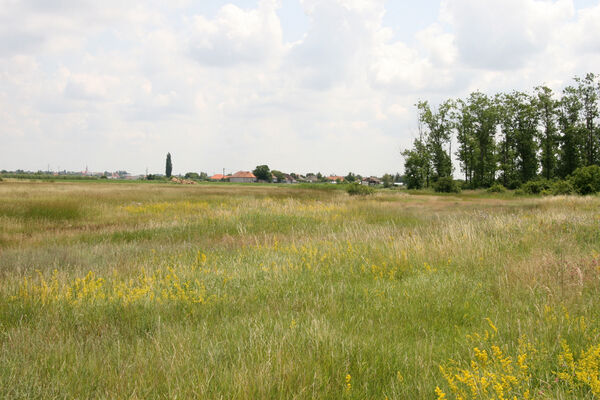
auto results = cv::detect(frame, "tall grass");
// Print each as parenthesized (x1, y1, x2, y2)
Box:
(0, 181, 599, 398)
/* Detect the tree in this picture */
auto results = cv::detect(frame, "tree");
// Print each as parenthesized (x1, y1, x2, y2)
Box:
(402, 138, 431, 189)
(165, 153, 172, 178)
(382, 173, 393, 188)
(344, 172, 357, 182)
(184, 172, 200, 180)
(454, 98, 477, 185)
(575, 73, 599, 166)
(535, 86, 559, 180)
(468, 92, 498, 188)
(253, 165, 272, 182)
(496, 93, 520, 187)
(499, 91, 538, 184)
(271, 170, 285, 182)
(558, 86, 584, 177)
(417, 100, 453, 181)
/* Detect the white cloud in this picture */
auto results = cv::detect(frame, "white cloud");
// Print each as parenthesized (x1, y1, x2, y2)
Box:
(440, 0, 574, 70)
(1, 0, 599, 175)
(189, 0, 284, 66)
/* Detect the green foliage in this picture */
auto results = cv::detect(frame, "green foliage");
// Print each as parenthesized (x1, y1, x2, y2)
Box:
(575, 73, 599, 166)
(570, 165, 600, 194)
(487, 183, 507, 193)
(402, 138, 431, 189)
(165, 153, 172, 178)
(253, 165, 272, 182)
(344, 172, 357, 183)
(551, 179, 574, 195)
(536, 86, 560, 180)
(184, 172, 201, 180)
(520, 180, 552, 195)
(271, 170, 285, 182)
(498, 91, 539, 184)
(346, 182, 374, 196)
(558, 86, 584, 177)
(433, 177, 461, 193)
(410, 73, 599, 189)
(418, 100, 453, 180)
(146, 174, 167, 181)
(382, 174, 393, 188)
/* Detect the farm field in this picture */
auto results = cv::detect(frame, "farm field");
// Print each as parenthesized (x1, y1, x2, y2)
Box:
(1, 181, 599, 399)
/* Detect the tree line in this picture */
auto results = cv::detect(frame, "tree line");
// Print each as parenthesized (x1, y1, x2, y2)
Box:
(402, 73, 600, 191)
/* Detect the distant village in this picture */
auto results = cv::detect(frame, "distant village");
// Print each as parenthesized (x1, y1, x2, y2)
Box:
(1, 166, 405, 187)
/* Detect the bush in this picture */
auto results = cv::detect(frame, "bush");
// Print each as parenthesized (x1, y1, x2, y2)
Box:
(551, 180, 574, 195)
(433, 177, 461, 193)
(505, 180, 522, 190)
(487, 183, 506, 193)
(570, 165, 600, 195)
(520, 180, 551, 195)
(346, 182, 374, 196)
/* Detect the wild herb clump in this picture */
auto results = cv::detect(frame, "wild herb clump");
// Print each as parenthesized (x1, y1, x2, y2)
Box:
(346, 182, 374, 196)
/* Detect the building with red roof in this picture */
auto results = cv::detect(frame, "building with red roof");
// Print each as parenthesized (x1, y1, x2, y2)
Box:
(229, 171, 257, 183)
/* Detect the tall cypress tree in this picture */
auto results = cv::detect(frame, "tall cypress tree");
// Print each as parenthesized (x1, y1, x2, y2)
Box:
(166, 153, 172, 178)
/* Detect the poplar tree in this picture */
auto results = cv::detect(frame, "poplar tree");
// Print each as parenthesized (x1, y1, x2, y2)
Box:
(535, 86, 559, 180)
(558, 86, 583, 177)
(166, 153, 172, 178)
(575, 73, 599, 166)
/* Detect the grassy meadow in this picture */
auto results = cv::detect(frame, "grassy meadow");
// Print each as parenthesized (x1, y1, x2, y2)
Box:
(0, 180, 599, 399)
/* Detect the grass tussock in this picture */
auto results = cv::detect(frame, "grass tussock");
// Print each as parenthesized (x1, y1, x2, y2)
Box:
(0, 181, 599, 399)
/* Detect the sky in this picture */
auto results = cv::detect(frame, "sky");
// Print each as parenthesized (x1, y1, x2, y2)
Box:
(1, 0, 600, 176)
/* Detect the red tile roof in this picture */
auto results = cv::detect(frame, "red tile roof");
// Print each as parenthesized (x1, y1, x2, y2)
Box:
(210, 174, 225, 180)
(231, 171, 256, 178)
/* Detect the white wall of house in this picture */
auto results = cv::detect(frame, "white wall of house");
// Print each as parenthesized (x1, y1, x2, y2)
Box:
(230, 177, 256, 183)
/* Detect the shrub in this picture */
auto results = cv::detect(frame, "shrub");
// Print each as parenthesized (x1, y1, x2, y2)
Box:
(487, 183, 506, 193)
(551, 180, 574, 195)
(505, 180, 522, 190)
(433, 177, 461, 193)
(520, 180, 551, 195)
(346, 182, 374, 196)
(570, 165, 600, 195)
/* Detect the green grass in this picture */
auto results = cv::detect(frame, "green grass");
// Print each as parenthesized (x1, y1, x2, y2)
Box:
(0, 181, 599, 399)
